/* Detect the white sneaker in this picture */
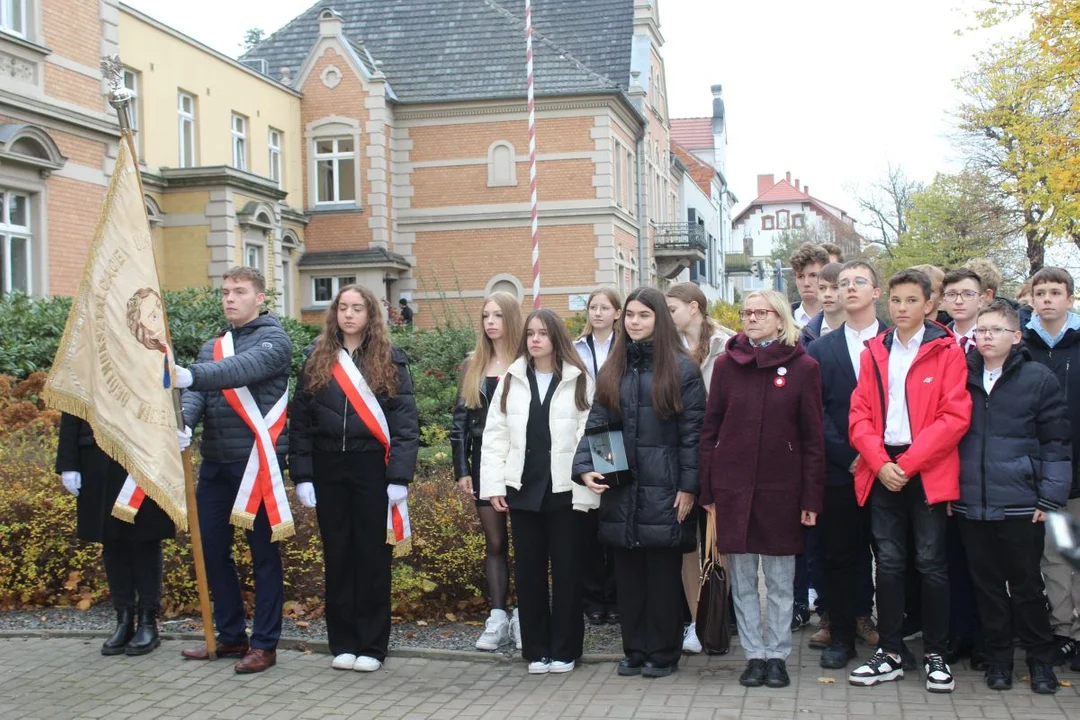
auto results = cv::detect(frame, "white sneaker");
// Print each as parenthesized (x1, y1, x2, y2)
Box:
(682, 623, 702, 654)
(510, 608, 522, 650)
(549, 660, 575, 674)
(475, 611, 510, 651)
(528, 659, 551, 674)
(353, 655, 382, 672)
(331, 653, 357, 670)
(923, 653, 955, 693)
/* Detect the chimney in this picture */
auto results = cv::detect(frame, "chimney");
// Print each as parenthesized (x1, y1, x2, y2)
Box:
(318, 8, 345, 38)
(710, 84, 725, 134)
(757, 174, 775, 197)
(804, 184, 810, 196)
(785, 171, 792, 184)
(795, 179, 800, 191)
(280, 67, 291, 84)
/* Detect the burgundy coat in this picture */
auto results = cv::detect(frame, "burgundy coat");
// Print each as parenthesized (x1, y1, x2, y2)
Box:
(698, 334, 825, 556)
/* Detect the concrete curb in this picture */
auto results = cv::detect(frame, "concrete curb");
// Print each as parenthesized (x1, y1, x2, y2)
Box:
(0, 629, 625, 664)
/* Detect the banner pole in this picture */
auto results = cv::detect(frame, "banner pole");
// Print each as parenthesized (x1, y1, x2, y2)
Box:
(102, 55, 217, 659)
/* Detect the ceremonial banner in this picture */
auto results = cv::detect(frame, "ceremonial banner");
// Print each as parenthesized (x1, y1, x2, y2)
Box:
(43, 138, 186, 529)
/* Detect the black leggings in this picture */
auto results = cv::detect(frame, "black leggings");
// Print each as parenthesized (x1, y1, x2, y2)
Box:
(476, 505, 509, 610)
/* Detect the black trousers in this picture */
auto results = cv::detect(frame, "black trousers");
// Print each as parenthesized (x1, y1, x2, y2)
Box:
(821, 483, 872, 647)
(870, 476, 950, 656)
(577, 510, 617, 614)
(613, 547, 683, 666)
(315, 453, 393, 661)
(510, 507, 583, 662)
(102, 538, 163, 610)
(946, 514, 981, 641)
(959, 517, 1056, 665)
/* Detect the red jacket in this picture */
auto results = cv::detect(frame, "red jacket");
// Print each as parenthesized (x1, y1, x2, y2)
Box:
(849, 322, 971, 506)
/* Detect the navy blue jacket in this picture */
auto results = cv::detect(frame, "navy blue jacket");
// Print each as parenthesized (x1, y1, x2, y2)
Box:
(806, 322, 863, 486)
(953, 345, 1072, 520)
(798, 310, 827, 347)
(1024, 325, 1080, 498)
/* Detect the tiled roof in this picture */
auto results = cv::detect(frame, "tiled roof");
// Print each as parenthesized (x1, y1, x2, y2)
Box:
(298, 248, 410, 267)
(244, 0, 635, 103)
(755, 179, 809, 204)
(670, 142, 716, 197)
(670, 118, 712, 149)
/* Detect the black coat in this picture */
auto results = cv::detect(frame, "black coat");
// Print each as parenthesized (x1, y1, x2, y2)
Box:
(1024, 324, 1080, 498)
(806, 323, 863, 486)
(182, 312, 292, 463)
(954, 346, 1072, 519)
(55, 414, 176, 543)
(449, 364, 494, 480)
(289, 343, 419, 485)
(572, 341, 706, 551)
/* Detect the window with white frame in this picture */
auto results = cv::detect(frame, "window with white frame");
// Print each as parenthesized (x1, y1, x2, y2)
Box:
(268, 129, 282, 187)
(244, 242, 264, 273)
(312, 275, 356, 304)
(1, 0, 26, 36)
(178, 91, 196, 168)
(614, 142, 624, 207)
(123, 69, 140, 143)
(231, 114, 248, 171)
(0, 189, 31, 294)
(314, 138, 356, 204)
(777, 209, 790, 230)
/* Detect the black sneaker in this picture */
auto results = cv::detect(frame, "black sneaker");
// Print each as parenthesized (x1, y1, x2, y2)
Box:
(617, 657, 643, 676)
(820, 641, 857, 669)
(740, 659, 768, 687)
(1029, 659, 1059, 695)
(849, 649, 904, 686)
(791, 604, 812, 632)
(1052, 636, 1077, 667)
(924, 653, 955, 693)
(1072, 653, 1080, 673)
(765, 658, 790, 688)
(984, 663, 1013, 691)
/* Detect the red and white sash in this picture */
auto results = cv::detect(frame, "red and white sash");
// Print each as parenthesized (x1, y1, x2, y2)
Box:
(113, 475, 145, 522)
(217, 332, 293, 541)
(333, 348, 411, 556)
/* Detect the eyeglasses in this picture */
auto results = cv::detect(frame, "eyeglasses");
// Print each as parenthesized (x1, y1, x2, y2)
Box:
(943, 290, 980, 302)
(974, 326, 1018, 339)
(838, 277, 872, 289)
(739, 309, 779, 321)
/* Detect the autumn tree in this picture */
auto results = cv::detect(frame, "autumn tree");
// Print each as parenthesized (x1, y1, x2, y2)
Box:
(850, 165, 923, 258)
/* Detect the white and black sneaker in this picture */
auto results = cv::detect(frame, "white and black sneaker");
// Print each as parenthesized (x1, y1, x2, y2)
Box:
(923, 653, 954, 693)
(849, 649, 905, 686)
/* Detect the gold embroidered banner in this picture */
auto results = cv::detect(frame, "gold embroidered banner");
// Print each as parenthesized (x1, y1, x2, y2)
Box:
(44, 138, 186, 529)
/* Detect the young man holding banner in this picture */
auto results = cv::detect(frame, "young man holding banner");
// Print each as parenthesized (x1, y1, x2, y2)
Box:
(176, 266, 293, 674)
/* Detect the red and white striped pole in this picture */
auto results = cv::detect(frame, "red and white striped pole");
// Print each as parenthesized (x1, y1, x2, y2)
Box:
(526, 0, 540, 309)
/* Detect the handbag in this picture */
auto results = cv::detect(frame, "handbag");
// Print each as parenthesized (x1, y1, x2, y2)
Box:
(695, 511, 732, 654)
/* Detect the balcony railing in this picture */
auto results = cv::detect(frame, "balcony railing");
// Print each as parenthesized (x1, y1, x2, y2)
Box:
(724, 252, 753, 275)
(654, 223, 708, 253)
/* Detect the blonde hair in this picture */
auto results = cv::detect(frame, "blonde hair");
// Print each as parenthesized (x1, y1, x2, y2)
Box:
(581, 287, 623, 337)
(910, 264, 944, 293)
(460, 292, 524, 408)
(665, 281, 716, 365)
(744, 290, 800, 346)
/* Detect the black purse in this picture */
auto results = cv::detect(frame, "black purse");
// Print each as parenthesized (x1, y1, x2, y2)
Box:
(695, 512, 732, 654)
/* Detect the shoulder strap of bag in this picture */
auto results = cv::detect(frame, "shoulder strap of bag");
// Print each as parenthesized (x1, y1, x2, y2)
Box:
(586, 334, 599, 378)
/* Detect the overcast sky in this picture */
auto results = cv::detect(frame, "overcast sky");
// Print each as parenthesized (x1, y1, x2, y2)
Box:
(126, 0, 1019, 221)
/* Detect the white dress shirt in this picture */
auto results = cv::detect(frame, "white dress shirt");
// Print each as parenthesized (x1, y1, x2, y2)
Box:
(844, 321, 880, 380)
(883, 325, 926, 446)
(793, 303, 813, 329)
(983, 366, 1002, 395)
(954, 325, 976, 354)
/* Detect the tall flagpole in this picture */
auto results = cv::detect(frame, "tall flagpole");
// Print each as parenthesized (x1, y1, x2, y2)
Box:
(102, 56, 217, 660)
(526, 0, 540, 309)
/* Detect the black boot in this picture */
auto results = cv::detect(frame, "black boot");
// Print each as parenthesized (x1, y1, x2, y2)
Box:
(125, 608, 160, 656)
(101, 608, 135, 656)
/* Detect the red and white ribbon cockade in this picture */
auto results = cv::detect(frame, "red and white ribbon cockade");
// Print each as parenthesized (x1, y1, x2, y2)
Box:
(217, 332, 293, 541)
(332, 348, 412, 557)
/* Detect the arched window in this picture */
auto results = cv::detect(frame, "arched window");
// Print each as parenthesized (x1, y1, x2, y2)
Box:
(487, 141, 517, 187)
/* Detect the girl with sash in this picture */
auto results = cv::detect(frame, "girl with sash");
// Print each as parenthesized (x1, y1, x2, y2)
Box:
(289, 284, 419, 673)
(572, 288, 622, 626)
(480, 309, 596, 674)
(449, 292, 524, 650)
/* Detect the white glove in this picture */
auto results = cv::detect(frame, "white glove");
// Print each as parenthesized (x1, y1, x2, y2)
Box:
(175, 366, 193, 389)
(61, 471, 81, 496)
(387, 483, 408, 505)
(295, 482, 317, 508)
(177, 426, 192, 451)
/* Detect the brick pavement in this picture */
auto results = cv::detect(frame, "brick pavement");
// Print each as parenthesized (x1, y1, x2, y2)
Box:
(0, 636, 1077, 719)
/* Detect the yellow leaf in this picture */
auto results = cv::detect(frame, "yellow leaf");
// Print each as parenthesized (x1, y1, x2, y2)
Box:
(445, 613, 457, 622)
(416, 620, 428, 627)
(295, 621, 310, 629)
(817, 677, 836, 684)
(76, 599, 91, 610)
(1060, 680, 1073, 688)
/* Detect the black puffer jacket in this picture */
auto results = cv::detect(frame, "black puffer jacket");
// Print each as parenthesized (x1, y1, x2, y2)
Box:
(572, 341, 706, 551)
(1025, 324, 1080, 498)
(954, 345, 1072, 519)
(289, 342, 419, 485)
(449, 360, 494, 480)
(181, 312, 292, 463)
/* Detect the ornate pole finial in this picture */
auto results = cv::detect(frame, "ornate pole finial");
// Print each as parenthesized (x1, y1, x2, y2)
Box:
(101, 54, 134, 132)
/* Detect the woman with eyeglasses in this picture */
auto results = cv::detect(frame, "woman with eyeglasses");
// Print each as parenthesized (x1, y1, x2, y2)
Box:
(699, 290, 825, 689)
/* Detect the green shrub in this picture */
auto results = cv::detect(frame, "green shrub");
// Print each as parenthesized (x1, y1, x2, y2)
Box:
(390, 326, 475, 435)
(0, 293, 72, 379)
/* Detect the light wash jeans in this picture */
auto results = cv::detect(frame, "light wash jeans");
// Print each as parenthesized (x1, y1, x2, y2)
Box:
(729, 553, 795, 660)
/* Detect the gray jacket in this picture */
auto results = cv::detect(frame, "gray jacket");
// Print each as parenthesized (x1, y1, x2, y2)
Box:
(182, 312, 292, 463)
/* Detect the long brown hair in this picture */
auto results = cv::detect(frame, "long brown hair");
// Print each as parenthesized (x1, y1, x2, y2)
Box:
(501, 309, 590, 413)
(595, 287, 688, 419)
(461, 292, 524, 408)
(580, 286, 623, 338)
(665, 281, 717, 365)
(303, 284, 399, 396)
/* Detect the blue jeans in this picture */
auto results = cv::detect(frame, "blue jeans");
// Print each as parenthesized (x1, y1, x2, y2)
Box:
(196, 461, 284, 650)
